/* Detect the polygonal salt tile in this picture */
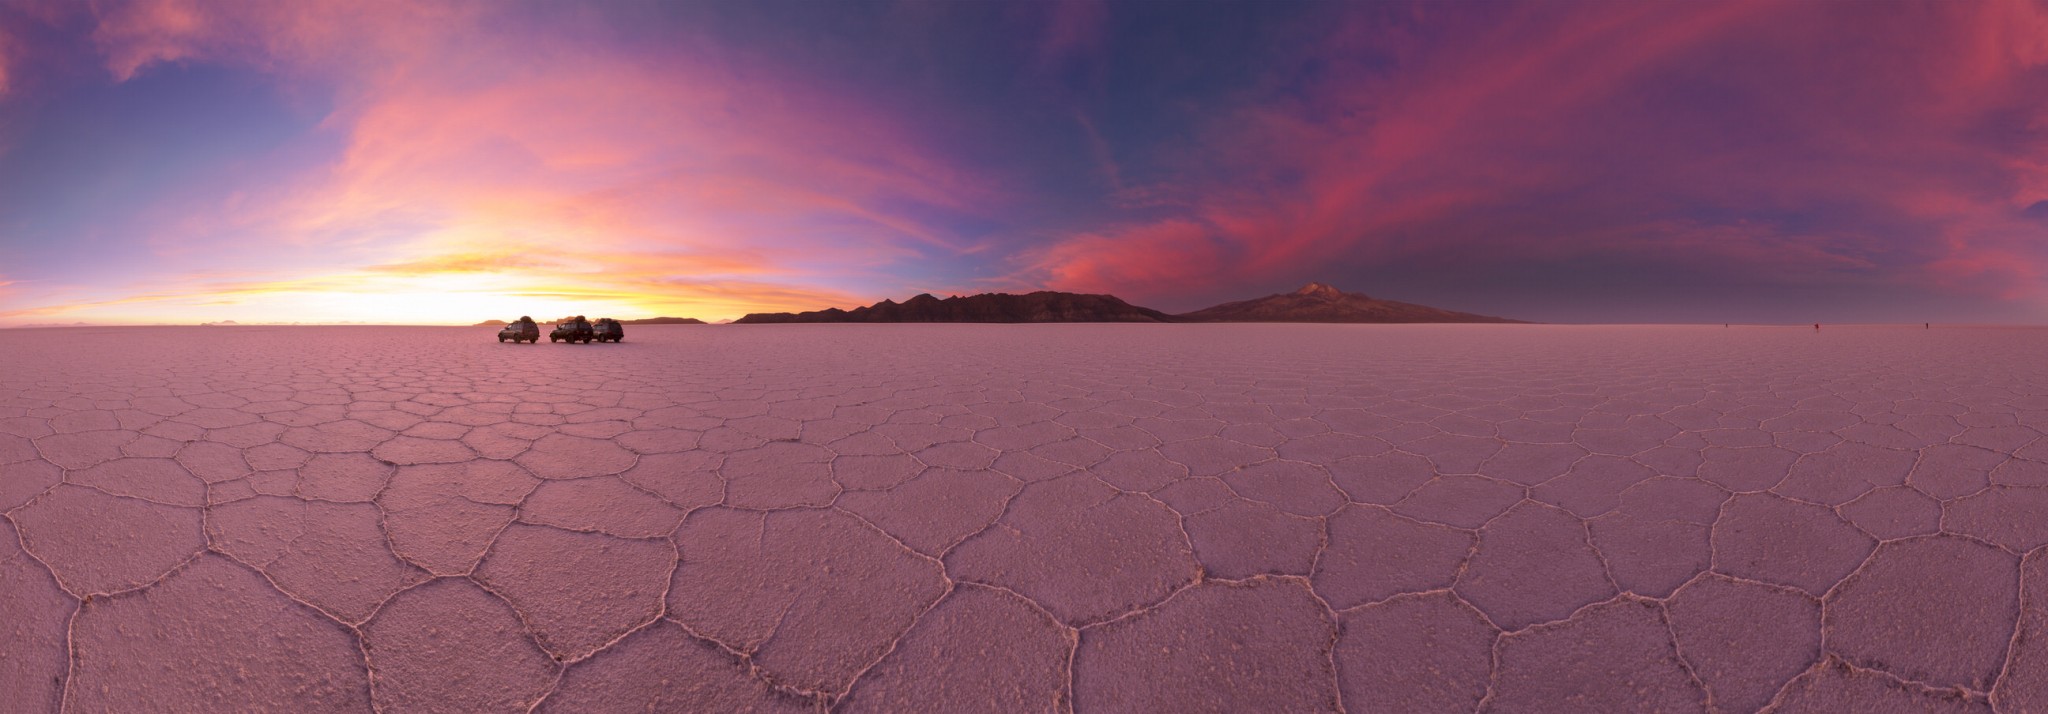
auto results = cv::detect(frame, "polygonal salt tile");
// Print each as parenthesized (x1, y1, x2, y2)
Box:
(243, 442, 311, 471)
(1314, 506, 1472, 609)
(946, 473, 1197, 626)
(1478, 442, 1587, 486)
(840, 585, 1071, 713)
(512, 431, 638, 480)
(400, 421, 470, 441)
(1839, 486, 1942, 540)
(720, 441, 836, 508)
(0, 432, 40, 464)
(1092, 449, 1187, 492)
(1944, 486, 2048, 551)
(973, 421, 1075, 452)
(1710, 493, 1874, 597)
(1218, 422, 1287, 447)
(1453, 501, 1613, 630)
(173, 440, 252, 483)
(1531, 454, 1654, 517)
(610, 451, 720, 509)
(1666, 575, 1820, 712)
(837, 467, 1019, 556)
(1135, 416, 1228, 442)
(1329, 451, 1436, 505)
(206, 421, 286, 448)
(1825, 536, 2018, 691)
(917, 441, 999, 470)
(1484, 599, 1705, 712)
(1181, 497, 1322, 578)
(1776, 443, 1916, 506)
(1405, 432, 1502, 474)
(539, 620, 813, 713)
(1586, 514, 1709, 597)
(872, 423, 969, 452)
(520, 477, 683, 538)
(1274, 432, 1393, 464)
(1994, 552, 2048, 711)
(1773, 658, 1993, 713)
(1223, 459, 1347, 516)
(33, 430, 135, 469)
(280, 420, 395, 453)
(0, 519, 72, 712)
(1697, 446, 1799, 492)
(1616, 476, 1727, 523)
(363, 578, 558, 711)
(261, 501, 430, 623)
(379, 464, 529, 575)
(0, 458, 62, 510)
(11, 484, 203, 595)
(831, 453, 923, 490)
(374, 435, 479, 466)
(67, 555, 369, 711)
(1335, 592, 1493, 713)
(1572, 416, 1680, 456)
(613, 428, 700, 455)
(668, 508, 948, 694)
(475, 524, 676, 661)
(1074, 579, 1338, 712)
(1158, 436, 1272, 477)
(1077, 425, 1161, 450)
(1027, 436, 1113, 468)
(1910, 443, 2002, 499)
(1391, 474, 1523, 528)
(79, 455, 211, 506)
(295, 452, 395, 502)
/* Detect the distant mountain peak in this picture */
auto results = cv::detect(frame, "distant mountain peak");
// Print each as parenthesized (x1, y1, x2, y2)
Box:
(1180, 283, 1524, 323)
(1294, 282, 1347, 299)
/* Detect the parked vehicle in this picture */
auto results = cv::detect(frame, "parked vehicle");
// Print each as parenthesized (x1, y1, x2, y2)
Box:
(498, 318, 539, 343)
(550, 319, 594, 344)
(592, 318, 624, 343)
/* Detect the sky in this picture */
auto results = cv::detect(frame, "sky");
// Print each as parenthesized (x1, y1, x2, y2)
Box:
(1, 0, 2046, 325)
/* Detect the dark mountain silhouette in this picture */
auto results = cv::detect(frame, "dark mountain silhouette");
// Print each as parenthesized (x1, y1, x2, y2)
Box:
(735, 291, 1174, 324)
(620, 317, 706, 325)
(1179, 282, 1525, 323)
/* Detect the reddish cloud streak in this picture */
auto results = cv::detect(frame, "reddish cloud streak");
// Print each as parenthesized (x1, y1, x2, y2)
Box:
(1030, 1, 2048, 318)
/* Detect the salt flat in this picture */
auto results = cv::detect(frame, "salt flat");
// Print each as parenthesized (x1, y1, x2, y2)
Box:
(1, 323, 2044, 712)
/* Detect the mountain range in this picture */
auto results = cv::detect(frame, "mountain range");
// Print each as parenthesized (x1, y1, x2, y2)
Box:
(1179, 282, 1522, 323)
(735, 283, 1523, 324)
(733, 291, 1172, 323)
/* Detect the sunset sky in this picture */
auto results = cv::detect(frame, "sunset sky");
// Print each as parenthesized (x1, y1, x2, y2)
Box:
(2, 0, 2046, 325)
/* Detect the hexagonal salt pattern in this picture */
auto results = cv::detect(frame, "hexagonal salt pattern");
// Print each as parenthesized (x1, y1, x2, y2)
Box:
(0, 323, 2043, 711)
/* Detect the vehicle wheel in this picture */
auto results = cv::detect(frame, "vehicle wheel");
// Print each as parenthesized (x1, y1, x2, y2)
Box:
(498, 336, 505, 342)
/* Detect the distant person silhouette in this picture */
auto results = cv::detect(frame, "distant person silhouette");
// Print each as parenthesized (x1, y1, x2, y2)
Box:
(1814, 323, 1821, 332)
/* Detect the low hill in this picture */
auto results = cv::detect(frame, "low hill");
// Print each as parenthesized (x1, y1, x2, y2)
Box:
(735, 291, 1174, 324)
(1179, 282, 1525, 323)
(620, 317, 706, 325)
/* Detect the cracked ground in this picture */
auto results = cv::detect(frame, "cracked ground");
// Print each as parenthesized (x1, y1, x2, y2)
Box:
(2, 323, 2046, 713)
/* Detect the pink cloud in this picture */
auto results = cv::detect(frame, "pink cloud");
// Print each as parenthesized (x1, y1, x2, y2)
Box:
(1030, 0, 2048, 312)
(31, 0, 1010, 322)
